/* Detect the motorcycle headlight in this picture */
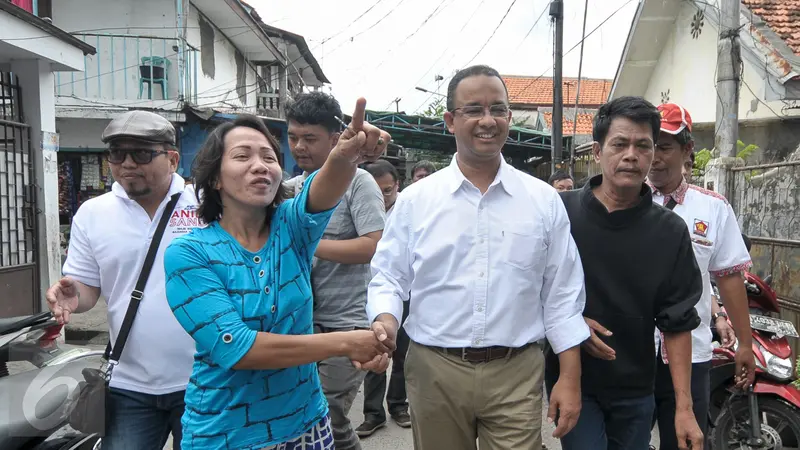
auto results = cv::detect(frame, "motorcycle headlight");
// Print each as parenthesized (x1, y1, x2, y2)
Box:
(756, 341, 794, 381)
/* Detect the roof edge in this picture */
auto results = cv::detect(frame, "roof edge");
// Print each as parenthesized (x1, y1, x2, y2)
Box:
(0, 2, 95, 55)
(257, 22, 330, 84)
(609, 0, 644, 100)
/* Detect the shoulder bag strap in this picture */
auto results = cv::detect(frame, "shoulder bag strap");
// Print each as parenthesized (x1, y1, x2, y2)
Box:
(105, 192, 182, 363)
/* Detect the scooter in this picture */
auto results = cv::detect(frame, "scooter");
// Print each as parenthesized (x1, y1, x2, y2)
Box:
(708, 271, 800, 449)
(0, 311, 105, 449)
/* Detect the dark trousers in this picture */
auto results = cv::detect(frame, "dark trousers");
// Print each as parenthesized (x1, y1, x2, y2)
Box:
(653, 358, 711, 450)
(103, 387, 184, 450)
(362, 301, 410, 422)
(545, 378, 654, 450)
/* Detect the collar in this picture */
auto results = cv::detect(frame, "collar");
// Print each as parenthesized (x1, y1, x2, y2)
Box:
(647, 178, 689, 205)
(581, 174, 652, 228)
(444, 154, 519, 196)
(112, 172, 185, 201)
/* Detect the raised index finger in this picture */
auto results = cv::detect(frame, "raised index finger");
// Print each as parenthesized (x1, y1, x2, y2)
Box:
(349, 97, 367, 132)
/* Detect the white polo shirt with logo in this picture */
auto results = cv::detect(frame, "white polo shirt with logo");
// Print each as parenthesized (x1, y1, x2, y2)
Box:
(650, 180, 752, 363)
(63, 173, 204, 395)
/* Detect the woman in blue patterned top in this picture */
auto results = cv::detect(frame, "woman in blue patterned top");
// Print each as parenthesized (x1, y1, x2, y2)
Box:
(164, 101, 393, 450)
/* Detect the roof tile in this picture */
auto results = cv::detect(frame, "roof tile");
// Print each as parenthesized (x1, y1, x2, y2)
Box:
(542, 112, 596, 135)
(743, 0, 800, 55)
(502, 76, 612, 107)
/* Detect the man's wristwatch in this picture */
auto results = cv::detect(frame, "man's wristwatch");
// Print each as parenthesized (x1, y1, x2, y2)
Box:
(712, 311, 729, 322)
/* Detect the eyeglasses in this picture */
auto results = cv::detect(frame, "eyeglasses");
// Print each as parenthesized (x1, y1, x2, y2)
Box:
(105, 148, 169, 165)
(451, 104, 510, 119)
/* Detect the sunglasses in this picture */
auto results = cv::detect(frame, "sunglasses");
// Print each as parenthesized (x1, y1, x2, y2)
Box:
(105, 148, 169, 165)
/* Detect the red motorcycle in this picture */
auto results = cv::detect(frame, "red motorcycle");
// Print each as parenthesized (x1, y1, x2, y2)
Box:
(708, 271, 800, 449)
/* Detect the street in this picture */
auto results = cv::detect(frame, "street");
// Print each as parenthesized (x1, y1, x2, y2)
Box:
(160, 377, 563, 449)
(9, 345, 658, 449)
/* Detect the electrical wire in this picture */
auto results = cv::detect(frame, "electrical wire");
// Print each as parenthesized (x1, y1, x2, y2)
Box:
(343, 0, 455, 83)
(510, 0, 636, 102)
(324, 0, 410, 58)
(461, 0, 519, 68)
(513, 0, 550, 53)
(386, 0, 488, 111)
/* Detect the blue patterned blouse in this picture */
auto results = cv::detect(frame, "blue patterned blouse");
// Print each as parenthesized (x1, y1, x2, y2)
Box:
(164, 171, 335, 450)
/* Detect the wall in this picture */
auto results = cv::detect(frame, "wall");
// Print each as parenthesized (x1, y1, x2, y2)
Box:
(642, 2, 792, 125)
(51, 0, 176, 37)
(693, 119, 800, 164)
(11, 60, 61, 313)
(51, 0, 182, 103)
(510, 109, 541, 128)
(184, 5, 258, 111)
(56, 118, 111, 150)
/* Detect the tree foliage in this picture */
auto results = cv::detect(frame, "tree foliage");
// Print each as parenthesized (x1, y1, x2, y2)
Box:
(420, 97, 446, 118)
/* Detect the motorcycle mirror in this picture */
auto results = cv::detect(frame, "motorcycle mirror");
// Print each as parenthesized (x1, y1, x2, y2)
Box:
(764, 274, 773, 286)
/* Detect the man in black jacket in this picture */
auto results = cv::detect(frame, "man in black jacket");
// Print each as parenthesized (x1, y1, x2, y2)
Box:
(545, 96, 704, 450)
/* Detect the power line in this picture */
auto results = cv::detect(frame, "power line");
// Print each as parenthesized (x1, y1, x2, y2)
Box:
(513, 0, 550, 53)
(509, 0, 635, 102)
(389, 0, 488, 111)
(315, 0, 389, 46)
(413, 0, 521, 112)
(0, 25, 256, 41)
(319, 0, 410, 59)
(461, 0, 520, 68)
(414, 0, 631, 114)
(343, 0, 455, 83)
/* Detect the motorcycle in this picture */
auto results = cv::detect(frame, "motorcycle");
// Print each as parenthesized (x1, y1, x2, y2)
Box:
(708, 271, 800, 449)
(0, 311, 105, 450)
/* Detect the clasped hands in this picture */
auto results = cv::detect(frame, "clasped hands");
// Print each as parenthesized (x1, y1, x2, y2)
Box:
(345, 314, 398, 373)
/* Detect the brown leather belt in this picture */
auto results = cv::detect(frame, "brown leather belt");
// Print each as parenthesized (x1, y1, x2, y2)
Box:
(441, 343, 533, 363)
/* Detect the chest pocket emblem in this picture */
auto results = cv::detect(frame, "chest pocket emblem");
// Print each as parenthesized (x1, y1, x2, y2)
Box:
(693, 219, 709, 237)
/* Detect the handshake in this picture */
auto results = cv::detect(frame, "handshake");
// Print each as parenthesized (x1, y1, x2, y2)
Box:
(337, 314, 399, 373)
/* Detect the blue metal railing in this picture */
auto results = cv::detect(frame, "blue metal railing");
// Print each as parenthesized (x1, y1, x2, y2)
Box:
(55, 33, 198, 104)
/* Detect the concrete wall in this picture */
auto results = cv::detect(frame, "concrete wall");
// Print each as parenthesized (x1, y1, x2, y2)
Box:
(642, 2, 794, 124)
(56, 118, 111, 150)
(184, 5, 258, 111)
(693, 119, 800, 164)
(50, 0, 258, 111)
(10, 60, 62, 313)
(51, 0, 176, 36)
(510, 109, 541, 129)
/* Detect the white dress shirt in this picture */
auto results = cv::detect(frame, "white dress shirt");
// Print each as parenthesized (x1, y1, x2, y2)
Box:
(367, 156, 590, 352)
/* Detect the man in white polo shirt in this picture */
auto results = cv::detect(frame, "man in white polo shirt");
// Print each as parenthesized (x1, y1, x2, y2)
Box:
(648, 103, 756, 449)
(46, 110, 202, 450)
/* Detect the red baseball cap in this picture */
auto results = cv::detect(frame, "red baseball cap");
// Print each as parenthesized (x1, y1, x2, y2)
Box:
(657, 103, 692, 135)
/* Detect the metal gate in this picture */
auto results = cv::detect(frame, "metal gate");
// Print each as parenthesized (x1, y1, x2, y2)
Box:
(0, 72, 39, 317)
(730, 160, 800, 355)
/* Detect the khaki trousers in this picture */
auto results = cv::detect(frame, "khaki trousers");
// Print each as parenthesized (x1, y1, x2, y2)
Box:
(405, 341, 544, 450)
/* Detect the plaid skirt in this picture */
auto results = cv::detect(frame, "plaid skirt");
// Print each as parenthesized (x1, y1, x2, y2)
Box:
(261, 416, 334, 450)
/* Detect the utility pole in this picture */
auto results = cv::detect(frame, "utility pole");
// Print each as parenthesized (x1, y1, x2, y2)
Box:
(570, 0, 590, 178)
(550, 0, 564, 173)
(393, 97, 401, 113)
(710, 0, 742, 199)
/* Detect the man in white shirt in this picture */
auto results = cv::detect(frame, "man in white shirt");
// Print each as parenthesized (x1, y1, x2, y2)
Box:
(356, 160, 411, 437)
(46, 111, 202, 450)
(365, 65, 589, 450)
(648, 103, 755, 449)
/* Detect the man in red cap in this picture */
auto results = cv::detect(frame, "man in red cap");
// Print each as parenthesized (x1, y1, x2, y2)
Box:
(648, 103, 756, 449)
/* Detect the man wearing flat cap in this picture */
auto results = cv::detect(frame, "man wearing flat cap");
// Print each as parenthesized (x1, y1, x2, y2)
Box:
(46, 110, 203, 449)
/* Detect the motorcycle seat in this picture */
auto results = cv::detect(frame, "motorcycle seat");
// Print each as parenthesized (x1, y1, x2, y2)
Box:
(0, 312, 53, 336)
(0, 358, 97, 449)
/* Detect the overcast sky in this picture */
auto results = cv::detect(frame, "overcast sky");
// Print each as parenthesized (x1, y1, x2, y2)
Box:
(248, 0, 639, 114)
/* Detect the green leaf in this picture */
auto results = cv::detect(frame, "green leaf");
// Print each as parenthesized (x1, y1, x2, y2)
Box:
(420, 97, 446, 118)
(695, 148, 713, 171)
